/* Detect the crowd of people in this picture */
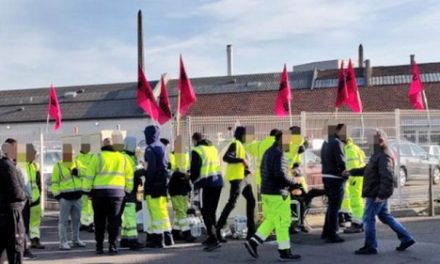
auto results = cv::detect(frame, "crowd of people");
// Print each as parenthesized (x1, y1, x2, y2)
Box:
(0, 123, 416, 263)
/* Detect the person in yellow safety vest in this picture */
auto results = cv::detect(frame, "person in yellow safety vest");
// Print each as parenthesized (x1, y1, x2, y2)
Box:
(143, 126, 173, 249)
(245, 129, 280, 186)
(343, 137, 366, 234)
(217, 126, 256, 242)
(75, 142, 96, 233)
(51, 144, 86, 250)
(162, 138, 197, 243)
(119, 136, 144, 250)
(27, 144, 45, 249)
(83, 137, 134, 255)
(190, 132, 224, 252)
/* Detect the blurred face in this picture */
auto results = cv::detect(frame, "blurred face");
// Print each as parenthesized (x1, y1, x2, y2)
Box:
(26, 144, 36, 162)
(244, 126, 255, 144)
(282, 131, 292, 152)
(2, 142, 17, 162)
(63, 144, 73, 163)
(336, 126, 347, 143)
(81, 143, 91, 154)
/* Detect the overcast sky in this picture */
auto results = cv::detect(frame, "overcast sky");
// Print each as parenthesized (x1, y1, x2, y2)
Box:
(1, 0, 439, 90)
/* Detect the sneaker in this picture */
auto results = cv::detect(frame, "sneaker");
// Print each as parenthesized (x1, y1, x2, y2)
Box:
(31, 238, 46, 249)
(23, 250, 36, 259)
(396, 240, 415, 251)
(72, 240, 86, 247)
(244, 239, 259, 259)
(355, 246, 378, 255)
(278, 249, 301, 261)
(344, 224, 364, 234)
(203, 241, 221, 252)
(59, 242, 71, 250)
(109, 244, 118, 255)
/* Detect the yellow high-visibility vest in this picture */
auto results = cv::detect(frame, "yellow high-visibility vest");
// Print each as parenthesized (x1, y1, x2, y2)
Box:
(170, 152, 189, 173)
(84, 151, 134, 193)
(51, 162, 82, 196)
(27, 162, 40, 202)
(225, 139, 246, 181)
(193, 145, 221, 182)
(344, 140, 366, 171)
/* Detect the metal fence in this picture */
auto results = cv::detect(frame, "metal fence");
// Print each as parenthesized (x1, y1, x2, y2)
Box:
(183, 109, 440, 208)
(0, 109, 438, 211)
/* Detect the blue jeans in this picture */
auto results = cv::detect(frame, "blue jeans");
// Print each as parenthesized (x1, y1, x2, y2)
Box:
(363, 198, 413, 249)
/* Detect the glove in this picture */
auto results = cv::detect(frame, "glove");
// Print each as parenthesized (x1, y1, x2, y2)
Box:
(71, 168, 79, 177)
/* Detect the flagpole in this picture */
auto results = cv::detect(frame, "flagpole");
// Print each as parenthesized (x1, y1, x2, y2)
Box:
(176, 89, 182, 136)
(288, 101, 293, 126)
(357, 90, 365, 141)
(422, 90, 432, 144)
(46, 114, 50, 133)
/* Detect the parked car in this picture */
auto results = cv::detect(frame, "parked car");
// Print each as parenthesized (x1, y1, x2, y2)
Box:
(422, 145, 440, 160)
(388, 139, 440, 187)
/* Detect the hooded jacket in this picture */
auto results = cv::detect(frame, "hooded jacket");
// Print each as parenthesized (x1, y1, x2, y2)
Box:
(144, 125, 170, 197)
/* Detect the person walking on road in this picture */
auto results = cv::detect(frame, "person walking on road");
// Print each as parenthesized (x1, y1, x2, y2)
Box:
(217, 126, 256, 242)
(190, 132, 224, 252)
(347, 129, 415, 255)
(245, 130, 301, 261)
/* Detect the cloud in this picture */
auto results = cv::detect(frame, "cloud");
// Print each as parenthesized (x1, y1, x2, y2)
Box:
(2, 0, 440, 90)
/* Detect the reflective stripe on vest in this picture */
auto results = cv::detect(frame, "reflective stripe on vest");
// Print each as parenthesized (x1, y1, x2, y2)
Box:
(193, 145, 221, 183)
(225, 139, 246, 181)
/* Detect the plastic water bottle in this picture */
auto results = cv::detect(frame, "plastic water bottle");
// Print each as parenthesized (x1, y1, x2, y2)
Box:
(234, 216, 248, 239)
(189, 216, 202, 238)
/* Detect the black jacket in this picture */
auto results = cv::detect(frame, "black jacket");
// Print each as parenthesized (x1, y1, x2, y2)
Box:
(0, 157, 26, 210)
(350, 147, 395, 199)
(321, 135, 346, 179)
(260, 143, 299, 195)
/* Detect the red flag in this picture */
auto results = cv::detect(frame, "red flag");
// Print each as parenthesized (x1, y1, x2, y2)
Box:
(157, 76, 172, 125)
(47, 84, 62, 130)
(178, 55, 197, 116)
(274, 64, 292, 117)
(335, 61, 348, 109)
(137, 65, 159, 121)
(345, 59, 363, 113)
(408, 61, 424, 110)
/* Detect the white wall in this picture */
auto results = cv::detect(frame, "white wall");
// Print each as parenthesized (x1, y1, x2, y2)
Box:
(0, 118, 174, 144)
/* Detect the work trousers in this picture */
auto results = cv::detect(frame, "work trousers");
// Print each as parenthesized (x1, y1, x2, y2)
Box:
(322, 178, 345, 238)
(92, 196, 125, 247)
(0, 207, 25, 264)
(200, 186, 222, 241)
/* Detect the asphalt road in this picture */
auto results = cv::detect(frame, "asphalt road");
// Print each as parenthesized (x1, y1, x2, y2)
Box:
(12, 212, 440, 264)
